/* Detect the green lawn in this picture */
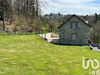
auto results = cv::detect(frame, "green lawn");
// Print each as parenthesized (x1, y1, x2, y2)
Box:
(0, 35, 100, 75)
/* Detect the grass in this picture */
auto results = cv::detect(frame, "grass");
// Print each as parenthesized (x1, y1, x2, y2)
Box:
(0, 35, 100, 75)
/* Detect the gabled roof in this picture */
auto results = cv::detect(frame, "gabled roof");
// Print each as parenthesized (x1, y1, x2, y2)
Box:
(58, 15, 92, 29)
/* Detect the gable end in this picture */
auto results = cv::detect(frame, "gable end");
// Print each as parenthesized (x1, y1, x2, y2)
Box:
(58, 15, 91, 29)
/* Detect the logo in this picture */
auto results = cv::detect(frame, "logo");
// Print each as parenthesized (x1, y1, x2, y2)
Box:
(82, 57, 99, 69)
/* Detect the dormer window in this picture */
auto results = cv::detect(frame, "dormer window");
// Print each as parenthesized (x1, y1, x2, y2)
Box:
(70, 21, 78, 29)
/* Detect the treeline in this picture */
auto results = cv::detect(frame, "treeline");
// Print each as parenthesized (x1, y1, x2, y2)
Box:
(43, 13, 100, 31)
(12, 0, 40, 19)
(0, 0, 64, 33)
(0, 0, 44, 33)
(0, 0, 100, 41)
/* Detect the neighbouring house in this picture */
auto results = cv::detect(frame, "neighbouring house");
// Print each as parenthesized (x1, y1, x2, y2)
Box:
(58, 15, 93, 45)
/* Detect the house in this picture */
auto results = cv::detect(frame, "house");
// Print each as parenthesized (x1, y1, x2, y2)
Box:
(58, 15, 92, 45)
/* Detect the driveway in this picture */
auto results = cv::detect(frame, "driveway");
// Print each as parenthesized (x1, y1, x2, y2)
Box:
(38, 33, 59, 43)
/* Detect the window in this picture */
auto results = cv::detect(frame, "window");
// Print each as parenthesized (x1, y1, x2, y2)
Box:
(71, 33, 77, 40)
(70, 21, 78, 29)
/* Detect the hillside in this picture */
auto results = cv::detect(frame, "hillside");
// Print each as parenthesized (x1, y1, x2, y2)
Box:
(0, 35, 100, 75)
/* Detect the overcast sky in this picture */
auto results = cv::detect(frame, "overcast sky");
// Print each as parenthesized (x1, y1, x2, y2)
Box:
(41, 0, 100, 15)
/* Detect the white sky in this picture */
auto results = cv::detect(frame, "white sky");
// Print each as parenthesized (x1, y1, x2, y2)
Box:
(40, 0, 100, 15)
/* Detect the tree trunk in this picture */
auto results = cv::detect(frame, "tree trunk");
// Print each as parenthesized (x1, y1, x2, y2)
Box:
(3, 0, 5, 30)
(36, 0, 38, 16)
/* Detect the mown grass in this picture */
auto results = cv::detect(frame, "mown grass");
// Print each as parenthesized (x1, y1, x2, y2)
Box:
(0, 35, 100, 75)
